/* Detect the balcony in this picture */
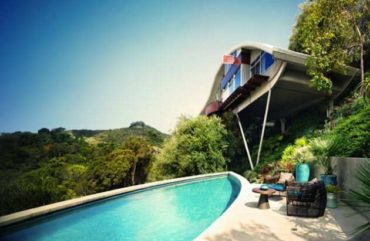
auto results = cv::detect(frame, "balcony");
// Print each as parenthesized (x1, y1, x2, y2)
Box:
(220, 51, 274, 109)
(221, 74, 268, 110)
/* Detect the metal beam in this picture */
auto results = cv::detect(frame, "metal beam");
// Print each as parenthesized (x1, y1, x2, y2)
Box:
(256, 90, 272, 165)
(236, 113, 254, 170)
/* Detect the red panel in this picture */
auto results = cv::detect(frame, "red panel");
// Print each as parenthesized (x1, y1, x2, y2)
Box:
(205, 101, 221, 116)
(223, 55, 235, 64)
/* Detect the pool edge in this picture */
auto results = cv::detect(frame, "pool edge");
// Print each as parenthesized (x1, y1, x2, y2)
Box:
(0, 172, 231, 228)
(195, 171, 250, 240)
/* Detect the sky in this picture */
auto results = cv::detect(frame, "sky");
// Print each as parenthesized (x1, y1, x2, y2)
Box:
(0, 0, 304, 134)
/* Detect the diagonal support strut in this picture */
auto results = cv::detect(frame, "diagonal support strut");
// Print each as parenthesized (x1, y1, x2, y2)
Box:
(256, 90, 272, 166)
(236, 113, 254, 170)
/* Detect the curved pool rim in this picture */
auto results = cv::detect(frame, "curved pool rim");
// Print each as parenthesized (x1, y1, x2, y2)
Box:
(195, 171, 249, 240)
(0, 171, 243, 230)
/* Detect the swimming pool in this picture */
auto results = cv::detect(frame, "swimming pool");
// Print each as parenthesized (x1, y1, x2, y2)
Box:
(0, 174, 240, 241)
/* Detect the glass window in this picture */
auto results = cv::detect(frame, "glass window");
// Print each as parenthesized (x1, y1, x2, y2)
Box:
(250, 60, 261, 76)
(234, 70, 241, 89)
(250, 52, 274, 76)
(261, 52, 274, 72)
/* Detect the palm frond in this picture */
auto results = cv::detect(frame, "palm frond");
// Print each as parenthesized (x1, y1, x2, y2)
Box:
(349, 160, 370, 235)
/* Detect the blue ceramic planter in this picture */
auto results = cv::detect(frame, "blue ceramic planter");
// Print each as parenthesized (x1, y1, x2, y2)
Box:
(295, 163, 310, 182)
(320, 174, 337, 186)
(327, 193, 337, 208)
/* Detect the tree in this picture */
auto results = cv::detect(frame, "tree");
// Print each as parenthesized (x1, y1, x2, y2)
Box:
(150, 115, 228, 180)
(89, 149, 135, 191)
(122, 137, 153, 185)
(38, 128, 50, 135)
(289, 0, 370, 95)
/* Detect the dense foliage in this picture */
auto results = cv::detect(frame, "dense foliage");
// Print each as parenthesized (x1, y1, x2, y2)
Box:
(290, 0, 370, 95)
(72, 123, 167, 146)
(248, 103, 326, 170)
(220, 111, 250, 173)
(0, 124, 161, 215)
(0, 116, 232, 215)
(330, 97, 370, 157)
(150, 116, 228, 180)
(245, 95, 370, 182)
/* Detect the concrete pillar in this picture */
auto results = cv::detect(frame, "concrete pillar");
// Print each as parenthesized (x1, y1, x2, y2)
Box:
(280, 118, 286, 134)
(326, 99, 334, 118)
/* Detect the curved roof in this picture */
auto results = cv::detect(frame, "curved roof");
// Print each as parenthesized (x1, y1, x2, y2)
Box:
(202, 42, 358, 117)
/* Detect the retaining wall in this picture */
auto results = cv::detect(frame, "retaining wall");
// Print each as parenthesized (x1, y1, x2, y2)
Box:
(332, 157, 369, 220)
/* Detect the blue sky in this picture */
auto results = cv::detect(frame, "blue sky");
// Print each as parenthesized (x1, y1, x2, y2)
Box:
(0, 0, 304, 134)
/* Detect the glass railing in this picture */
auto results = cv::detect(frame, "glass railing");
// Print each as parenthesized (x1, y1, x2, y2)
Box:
(221, 70, 241, 102)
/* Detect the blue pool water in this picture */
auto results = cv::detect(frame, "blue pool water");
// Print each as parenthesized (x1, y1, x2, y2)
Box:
(1, 175, 240, 241)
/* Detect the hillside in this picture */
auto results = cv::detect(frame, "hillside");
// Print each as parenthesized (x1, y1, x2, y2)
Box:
(242, 94, 370, 181)
(71, 121, 168, 146)
(0, 122, 167, 215)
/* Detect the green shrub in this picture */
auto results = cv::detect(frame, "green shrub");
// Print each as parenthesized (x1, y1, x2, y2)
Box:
(330, 103, 370, 157)
(308, 136, 339, 174)
(281, 137, 314, 166)
(150, 115, 228, 180)
(243, 170, 259, 183)
(326, 184, 340, 194)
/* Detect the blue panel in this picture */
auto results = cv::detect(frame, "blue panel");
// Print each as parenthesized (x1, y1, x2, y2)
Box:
(234, 70, 241, 89)
(232, 79, 236, 93)
(221, 52, 241, 89)
(261, 52, 274, 72)
(221, 64, 240, 89)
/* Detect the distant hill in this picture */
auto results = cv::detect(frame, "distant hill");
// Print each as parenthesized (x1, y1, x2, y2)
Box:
(71, 121, 168, 146)
(0, 121, 167, 215)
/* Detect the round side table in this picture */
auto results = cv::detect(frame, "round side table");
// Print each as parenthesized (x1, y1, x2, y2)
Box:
(252, 188, 276, 209)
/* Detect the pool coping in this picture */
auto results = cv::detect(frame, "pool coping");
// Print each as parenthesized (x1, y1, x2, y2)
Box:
(0, 171, 235, 228)
(195, 171, 249, 240)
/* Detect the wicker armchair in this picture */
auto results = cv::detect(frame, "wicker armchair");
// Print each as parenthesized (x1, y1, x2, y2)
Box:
(286, 181, 327, 217)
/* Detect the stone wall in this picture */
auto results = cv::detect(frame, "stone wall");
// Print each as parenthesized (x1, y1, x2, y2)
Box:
(332, 157, 369, 219)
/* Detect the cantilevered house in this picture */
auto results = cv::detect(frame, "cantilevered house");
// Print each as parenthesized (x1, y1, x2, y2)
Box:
(202, 42, 358, 169)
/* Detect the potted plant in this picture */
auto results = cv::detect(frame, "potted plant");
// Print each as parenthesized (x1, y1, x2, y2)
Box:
(309, 137, 337, 185)
(294, 146, 314, 183)
(326, 184, 340, 208)
(281, 138, 314, 183)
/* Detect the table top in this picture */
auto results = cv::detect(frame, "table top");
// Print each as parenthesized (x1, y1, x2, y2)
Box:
(252, 187, 276, 195)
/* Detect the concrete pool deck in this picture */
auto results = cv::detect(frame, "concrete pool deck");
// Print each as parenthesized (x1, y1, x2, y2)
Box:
(198, 179, 369, 241)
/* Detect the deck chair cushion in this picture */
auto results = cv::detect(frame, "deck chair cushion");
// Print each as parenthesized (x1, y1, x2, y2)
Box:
(267, 183, 286, 191)
(278, 172, 294, 184)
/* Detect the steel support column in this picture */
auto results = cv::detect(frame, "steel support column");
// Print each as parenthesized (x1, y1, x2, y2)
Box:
(236, 113, 254, 170)
(256, 90, 272, 165)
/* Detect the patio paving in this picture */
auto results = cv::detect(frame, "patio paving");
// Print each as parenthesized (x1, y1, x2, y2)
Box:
(197, 183, 369, 241)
